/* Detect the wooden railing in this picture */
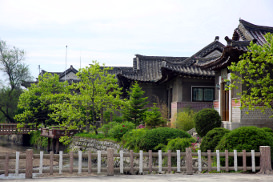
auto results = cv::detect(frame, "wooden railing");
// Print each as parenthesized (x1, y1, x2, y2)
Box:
(0, 146, 271, 178)
(0, 123, 37, 135)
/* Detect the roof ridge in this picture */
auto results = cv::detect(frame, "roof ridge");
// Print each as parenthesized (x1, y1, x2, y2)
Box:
(239, 19, 273, 32)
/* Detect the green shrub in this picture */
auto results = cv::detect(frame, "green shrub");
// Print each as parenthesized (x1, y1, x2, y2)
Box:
(108, 121, 135, 141)
(164, 137, 196, 152)
(30, 130, 48, 148)
(200, 127, 230, 152)
(121, 128, 147, 152)
(100, 122, 118, 137)
(175, 109, 195, 131)
(145, 104, 166, 129)
(138, 127, 191, 151)
(216, 126, 273, 166)
(194, 108, 221, 137)
(262, 127, 273, 133)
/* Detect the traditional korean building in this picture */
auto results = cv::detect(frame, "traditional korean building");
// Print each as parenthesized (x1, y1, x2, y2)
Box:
(116, 37, 224, 122)
(198, 19, 273, 130)
(31, 38, 225, 124)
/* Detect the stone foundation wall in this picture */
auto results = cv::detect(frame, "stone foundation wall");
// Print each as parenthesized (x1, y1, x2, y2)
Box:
(0, 134, 23, 145)
(70, 137, 128, 153)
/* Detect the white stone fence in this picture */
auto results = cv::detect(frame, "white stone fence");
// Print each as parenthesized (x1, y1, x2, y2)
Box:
(0, 146, 271, 179)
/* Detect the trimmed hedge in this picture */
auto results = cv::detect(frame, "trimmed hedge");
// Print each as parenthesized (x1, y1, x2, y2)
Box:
(138, 127, 191, 151)
(164, 137, 196, 152)
(108, 121, 135, 141)
(216, 126, 273, 166)
(200, 127, 230, 152)
(194, 108, 221, 137)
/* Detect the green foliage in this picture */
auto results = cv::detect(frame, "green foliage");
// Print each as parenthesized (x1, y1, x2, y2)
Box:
(122, 82, 149, 126)
(228, 33, 273, 113)
(175, 109, 195, 131)
(100, 121, 118, 137)
(75, 132, 105, 139)
(0, 40, 32, 123)
(194, 108, 221, 137)
(49, 61, 122, 136)
(145, 104, 166, 129)
(262, 127, 273, 133)
(200, 127, 230, 152)
(138, 127, 191, 151)
(121, 128, 147, 152)
(108, 121, 135, 141)
(164, 137, 196, 152)
(30, 130, 48, 148)
(216, 126, 273, 165)
(15, 73, 69, 126)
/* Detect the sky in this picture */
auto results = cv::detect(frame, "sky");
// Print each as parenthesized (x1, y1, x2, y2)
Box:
(0, 0, 273, 80)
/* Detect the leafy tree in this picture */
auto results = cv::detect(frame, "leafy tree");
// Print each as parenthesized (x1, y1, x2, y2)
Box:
(0, 40, 32, 123)
(229, 33, 273, 113)
(50, 61, 122, 134)
(15, 73, 69, 126)
(122, 82, 148, 126)
(145, 104, 166, 128)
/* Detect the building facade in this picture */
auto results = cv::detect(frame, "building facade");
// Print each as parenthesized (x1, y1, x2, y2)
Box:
(198, 19, 273, 130)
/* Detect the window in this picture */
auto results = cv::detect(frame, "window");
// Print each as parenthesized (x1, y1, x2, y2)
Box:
(192, 87, 214, 102)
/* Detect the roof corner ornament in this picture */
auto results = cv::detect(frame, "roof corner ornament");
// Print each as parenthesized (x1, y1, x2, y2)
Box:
(215, 36, 219, 42)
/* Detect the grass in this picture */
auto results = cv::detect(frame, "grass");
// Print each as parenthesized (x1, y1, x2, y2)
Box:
(74, 132, 118, 142)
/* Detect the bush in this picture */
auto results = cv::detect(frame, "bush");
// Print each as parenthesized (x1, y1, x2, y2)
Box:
(194, 108, 221, 137)
(30, 130, 48, 148)
(100, 122, 118, 137)
(121, 128, 147, 152)
(216, 126, 273, 166)
(164, 137, 196, 152)
(200, 127, 230, 152)
(145, 104, 166, 129)
(175, 109, 195, 131)
(108, 121, 135, 141)
(138, 127, 191, 151)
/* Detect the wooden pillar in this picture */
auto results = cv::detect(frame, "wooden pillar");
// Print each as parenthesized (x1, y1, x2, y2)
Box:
(207, 150, 212, 172)
(130, 150, 134, 174)
(88, 151, 92, 174)
(25, 149, 33, 179)
(148, 150, 152, 173)
(70, 151, 73, 173)
(107, 148, 114, 176)
(168, 150, 171, 173)
(186, 148, 193, 175)
(50, 151, 53, 175)
(56, 139, 60, 154)
(259, 146, 272, 174)
(52, 139, 56, 154)
(243, 150, 247, 172)
(47, 138, 50, 152)
(5, 153, 9, 176)
(225, 150, 229, 172)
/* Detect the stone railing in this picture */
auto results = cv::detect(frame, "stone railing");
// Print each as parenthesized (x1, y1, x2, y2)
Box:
(0, 146, 272, 178)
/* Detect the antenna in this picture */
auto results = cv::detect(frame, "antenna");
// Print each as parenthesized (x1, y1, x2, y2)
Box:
(65, 45, 67, 81)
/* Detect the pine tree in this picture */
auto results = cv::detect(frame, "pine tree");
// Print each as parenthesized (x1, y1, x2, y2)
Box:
(122, 82, 148, 126)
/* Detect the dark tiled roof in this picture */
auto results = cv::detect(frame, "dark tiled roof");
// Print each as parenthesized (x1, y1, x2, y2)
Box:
(233, 19, 273, 46)
(117, 38, 224, 82)
(199, 19, 273, 71)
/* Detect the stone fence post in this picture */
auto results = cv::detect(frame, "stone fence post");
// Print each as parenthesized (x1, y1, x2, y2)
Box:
(186, 148, 193, 175)
(107, 148, 114, 176)
(259, 146, 272, 174)
(25, 149, 33, 179)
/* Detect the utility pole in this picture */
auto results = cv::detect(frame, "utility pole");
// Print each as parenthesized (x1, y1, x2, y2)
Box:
(65, 45, 67, 81)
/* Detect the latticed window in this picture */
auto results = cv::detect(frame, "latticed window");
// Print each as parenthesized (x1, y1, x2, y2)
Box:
(192, 87, 214, 102)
